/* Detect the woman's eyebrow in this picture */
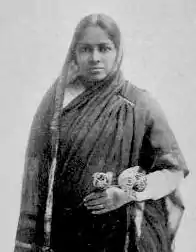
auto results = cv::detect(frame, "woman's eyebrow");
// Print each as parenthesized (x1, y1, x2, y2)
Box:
(78, 42, 112, 46)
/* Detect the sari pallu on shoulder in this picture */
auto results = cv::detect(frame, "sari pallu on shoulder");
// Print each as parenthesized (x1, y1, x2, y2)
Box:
(50, 79, 136, 251)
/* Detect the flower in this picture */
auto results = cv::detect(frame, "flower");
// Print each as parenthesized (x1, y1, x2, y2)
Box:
(92, 172, 113, 189)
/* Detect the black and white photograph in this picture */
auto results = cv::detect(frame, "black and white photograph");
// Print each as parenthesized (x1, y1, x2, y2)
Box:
(0, 1, 195, 251)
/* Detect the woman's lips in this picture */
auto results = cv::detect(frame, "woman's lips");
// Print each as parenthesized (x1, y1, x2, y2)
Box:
(89, 67, 104, 73)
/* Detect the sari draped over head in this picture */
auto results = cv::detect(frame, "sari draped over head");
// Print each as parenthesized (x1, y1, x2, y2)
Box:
(15, 13, 189, 252)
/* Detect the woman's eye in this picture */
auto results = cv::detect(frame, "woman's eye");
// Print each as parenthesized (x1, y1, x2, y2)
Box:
(99, 46, 111, 52)
(80, 47, 91, 53)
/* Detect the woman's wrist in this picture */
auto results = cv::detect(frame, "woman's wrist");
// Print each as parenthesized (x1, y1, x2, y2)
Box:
(118, 166, 148, 202)
(124, 188, 151, 203)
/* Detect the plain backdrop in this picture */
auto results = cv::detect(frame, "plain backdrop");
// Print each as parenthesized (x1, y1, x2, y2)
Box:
(0, 0, 196, 251)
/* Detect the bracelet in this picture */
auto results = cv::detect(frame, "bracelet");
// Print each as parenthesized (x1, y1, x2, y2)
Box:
(118, 167, 147, 200)
(133, 172, 147, 192)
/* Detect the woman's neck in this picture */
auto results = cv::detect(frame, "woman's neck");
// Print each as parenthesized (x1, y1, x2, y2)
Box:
(77, 72, 118, 90)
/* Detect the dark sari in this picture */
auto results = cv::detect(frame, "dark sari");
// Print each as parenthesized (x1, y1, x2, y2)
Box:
(15, 77, 189, 252)
(51, 78, 133, 251)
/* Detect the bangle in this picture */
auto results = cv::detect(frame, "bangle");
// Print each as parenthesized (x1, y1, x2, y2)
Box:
(133, 172, 147, 192)
(118, 166, 147, 193)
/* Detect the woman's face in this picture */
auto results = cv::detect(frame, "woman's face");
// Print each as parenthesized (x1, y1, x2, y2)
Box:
(75, 26, 117, 82)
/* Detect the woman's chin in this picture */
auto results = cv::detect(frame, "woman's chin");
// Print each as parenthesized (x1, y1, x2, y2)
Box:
(88, 71, 108, 81)
(85, 76, 105, 83)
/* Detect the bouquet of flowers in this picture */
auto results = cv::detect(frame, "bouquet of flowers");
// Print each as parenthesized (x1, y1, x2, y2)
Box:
(92, 166, 147, 193)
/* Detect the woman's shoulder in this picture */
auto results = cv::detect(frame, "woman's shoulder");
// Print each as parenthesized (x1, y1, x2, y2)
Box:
(122, 81, 154, 108)
(123, 81, 168, 126)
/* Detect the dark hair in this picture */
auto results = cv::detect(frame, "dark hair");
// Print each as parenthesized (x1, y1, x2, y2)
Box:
(75, 14, 121, 48)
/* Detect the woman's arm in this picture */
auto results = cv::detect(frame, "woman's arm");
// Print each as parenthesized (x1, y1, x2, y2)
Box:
(134, 169, 183, 201)
(133, 92, 189, 202)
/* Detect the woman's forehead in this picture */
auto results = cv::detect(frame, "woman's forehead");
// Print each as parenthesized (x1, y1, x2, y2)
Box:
(77, 26, 114, 45)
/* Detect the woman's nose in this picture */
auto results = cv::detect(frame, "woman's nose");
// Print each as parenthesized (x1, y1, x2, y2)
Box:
(90, 49, 101, 63)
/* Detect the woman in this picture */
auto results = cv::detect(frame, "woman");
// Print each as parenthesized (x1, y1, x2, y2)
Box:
(14, 14, 189, 252)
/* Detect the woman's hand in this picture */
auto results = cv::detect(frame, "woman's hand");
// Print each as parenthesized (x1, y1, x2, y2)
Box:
(83, 186, 133, 215)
